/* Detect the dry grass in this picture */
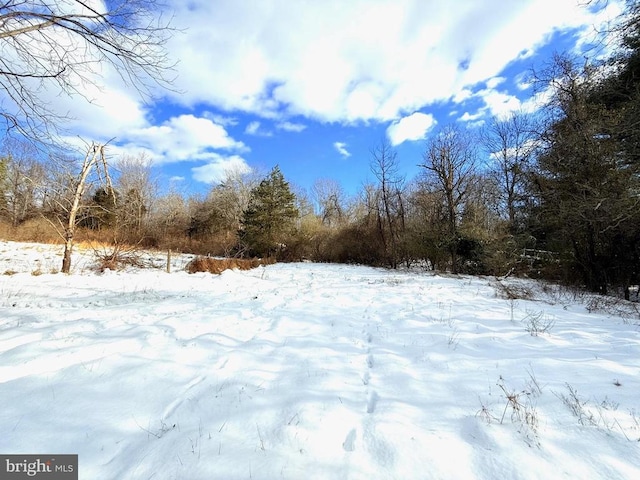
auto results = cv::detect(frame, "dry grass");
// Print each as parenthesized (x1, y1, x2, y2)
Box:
(0, 218, 61, 244)
(0, 219, 240, 259)
(75, 240, 113, 251)
(494, 280, 535, 301)
(585, 295, 640, 323)
(0, 220, 142, 248)
(186, 256, 275, 274)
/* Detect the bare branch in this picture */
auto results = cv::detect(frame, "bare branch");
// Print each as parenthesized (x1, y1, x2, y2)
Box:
(0, 0, 176, 145)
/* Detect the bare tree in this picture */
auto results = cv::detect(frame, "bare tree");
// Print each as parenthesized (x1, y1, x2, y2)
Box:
(44, 142, 114, 273)
(0, 0, 174, 142)
(209, 166, 258, 235)
(420, 124, 477, 273)
(114, 153, 156, 235)
(405, 184, 449, 270)
(482, 112, 539, 229)
(370, 140, 406, 268)
(186, 167, 260, 254)
(311, 178, 346, 227)
(147, 191, 190, 244)
(0, 154, 6, 212)
(0, 137, 45, 225)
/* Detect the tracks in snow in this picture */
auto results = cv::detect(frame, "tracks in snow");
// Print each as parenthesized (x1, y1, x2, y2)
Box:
(363, 328, 378, 415)
(341, 315, 384, 455)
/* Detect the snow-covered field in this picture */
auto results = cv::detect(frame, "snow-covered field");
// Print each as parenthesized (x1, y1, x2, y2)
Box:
(0, 241, 639, 479)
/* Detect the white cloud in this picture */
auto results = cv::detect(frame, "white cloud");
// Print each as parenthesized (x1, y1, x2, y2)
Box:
(245, 121, 272, 137)
(245, 121, 260, 135)
(514, 72, 532, 91)
(387, 113, 437, 146)
(520, 85, 554, 113)
(191, 154, 252, 184)
(127, 114, 245, 161)
(459, 111, 485, 122)
(10, 57, 149, 143)
(97, 114, 248, 169)
(489, 139, 538, 160)
(480, 90, 523, 118)
(452, 89, 473, 103)
(334, 142, 351, 158)
(204, 112, 239, 127)
(486, 77, 506, 89)
(246, 119, 305, 135)
(573, 1, 625, 57)
(457, 87, 524, 122)
(277, 121, 306, 132)
(163, 0, 623, 123)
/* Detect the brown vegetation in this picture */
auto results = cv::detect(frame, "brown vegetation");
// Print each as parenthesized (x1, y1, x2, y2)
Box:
(0, 218, 60, 244)
(93, 243, 148, 272)
(186, 256, 276, 274)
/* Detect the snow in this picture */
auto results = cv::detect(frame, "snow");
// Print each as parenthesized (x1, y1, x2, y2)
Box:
(0, 241, 639, 479)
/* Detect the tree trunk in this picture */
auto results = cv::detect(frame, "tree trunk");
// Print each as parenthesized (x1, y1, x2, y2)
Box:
(61, 145, 101, 274)
(62, 234, 73, 274)
(447, 191, 458, 274)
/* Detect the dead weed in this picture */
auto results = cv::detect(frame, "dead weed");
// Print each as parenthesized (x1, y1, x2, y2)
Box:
(186, 256, 275, 274)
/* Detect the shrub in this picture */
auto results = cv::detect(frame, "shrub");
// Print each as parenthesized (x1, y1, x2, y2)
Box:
(186, 256, 275, 274)
(93, 243, 147, 272)
(522, 309, 555, 336)
(0, 218, 60, 244)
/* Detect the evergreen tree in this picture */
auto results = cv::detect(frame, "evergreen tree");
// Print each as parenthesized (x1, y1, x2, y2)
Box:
(530, 55, 639, 293)
(79, 188, 118, 230)
(239, 166, 298, 258)
(599, 0, 640, 165)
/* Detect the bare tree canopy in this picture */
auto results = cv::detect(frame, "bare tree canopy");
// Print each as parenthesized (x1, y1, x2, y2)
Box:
(420, 124, 478, 273)
(481, 112, 539, 228)
(0, 0, 174, 142)
(370, 139, 406, 268)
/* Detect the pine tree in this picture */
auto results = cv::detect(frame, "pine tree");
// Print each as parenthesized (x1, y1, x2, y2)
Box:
(85, 187, 118, 230)
(239, 166, 298, 257)
(530, 55, 639, 293)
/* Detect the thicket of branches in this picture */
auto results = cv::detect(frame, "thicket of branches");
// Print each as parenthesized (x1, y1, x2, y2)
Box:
(0, 0, 173, 143)
(0, 1, 638, 298)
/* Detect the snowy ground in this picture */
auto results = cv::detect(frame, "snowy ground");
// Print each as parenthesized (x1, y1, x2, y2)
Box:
(0, 240, 639, 479)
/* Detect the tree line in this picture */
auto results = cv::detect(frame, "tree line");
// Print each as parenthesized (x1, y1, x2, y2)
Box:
(0, 1, 638, 297)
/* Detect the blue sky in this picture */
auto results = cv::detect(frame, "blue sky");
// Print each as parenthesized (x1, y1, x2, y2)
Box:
(16, 0, 624, 197)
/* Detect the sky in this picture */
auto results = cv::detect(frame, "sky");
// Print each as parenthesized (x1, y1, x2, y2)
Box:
(3, 0, 627, 197)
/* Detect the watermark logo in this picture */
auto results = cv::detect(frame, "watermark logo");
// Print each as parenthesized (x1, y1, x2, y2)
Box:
(0, 455, 77, 479)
